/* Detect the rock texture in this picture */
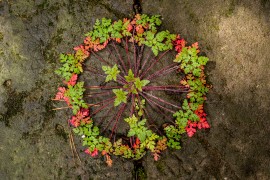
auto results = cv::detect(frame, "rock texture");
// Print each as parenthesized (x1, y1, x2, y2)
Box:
(0, 0, 269, 179)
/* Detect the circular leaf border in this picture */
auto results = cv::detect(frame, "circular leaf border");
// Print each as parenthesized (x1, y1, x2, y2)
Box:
(54, 14, 210, 165)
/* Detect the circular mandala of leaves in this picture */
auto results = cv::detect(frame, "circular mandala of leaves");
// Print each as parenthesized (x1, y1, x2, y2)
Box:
(54, 14, 210, 165)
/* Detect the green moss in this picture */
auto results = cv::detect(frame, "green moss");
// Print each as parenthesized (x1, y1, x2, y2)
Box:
(155, 160, 166, 174)
(55, 124, 68, 142)
(225, 0, 236, 17)
(134, 167, 147, 180)
(0, 88, 28, 126)
(0, 32, 3, 41)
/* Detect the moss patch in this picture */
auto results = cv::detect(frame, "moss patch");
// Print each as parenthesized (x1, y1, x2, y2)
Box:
(0, 86, 28, 126)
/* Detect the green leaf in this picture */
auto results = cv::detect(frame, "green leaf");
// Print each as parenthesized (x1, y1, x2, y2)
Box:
(134, 78, 150, 92)
(102, 64, 120, 82)
(113, 89, 128, 106)
(124, 69, 136, 82)
(151, 46, 158, 56)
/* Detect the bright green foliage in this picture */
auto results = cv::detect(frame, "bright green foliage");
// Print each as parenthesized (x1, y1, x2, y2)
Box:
(73, 123, 113, 152)
(64, 82, 88, 114)
(85, 18, 112, 43)
(174, 47, 209, 76)
(165, 99, 205, 149)
(143, 30, 176, 56)
(85, 17, 132, 44)
(125, 115, 159, 151)
(187, 79, 209, 104)
(124, 69, 150, 94)
(55, 54, 83, 81)
(135, 79, 150, 92)
(125, 69, 136, 82)
(102, 64, 120, 82)
(113, 139, 138, 159)
(111, 20, 123, 39)
(136, 14, 162, 32)
(135, 98, 146, 117)
(173, 99, 200, 131)
(113, 89, 128, 106)
(164, 125, 181, 149)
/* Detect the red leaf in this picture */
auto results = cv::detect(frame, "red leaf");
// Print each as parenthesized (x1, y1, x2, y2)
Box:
(55, 87, 66, 100)
(74, 45, 90, 56)
(78, 108, 90, 117)
(173, 35, 186, 53)
(186, 120, 197, 137)
(127, 24, 133, 32)
(153, 153, 160, 161)
(67, 74, 78, 86)
(136, 25, 144, 34)
(132, 137, 140, 149)
(91, 148, 98, 157)
(186, 126, 196, 137)
(105, 154, 113, 167)
(84, 149, 91, 155)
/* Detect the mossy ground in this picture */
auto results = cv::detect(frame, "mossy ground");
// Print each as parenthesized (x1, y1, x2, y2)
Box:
(0, 0, 269, 179)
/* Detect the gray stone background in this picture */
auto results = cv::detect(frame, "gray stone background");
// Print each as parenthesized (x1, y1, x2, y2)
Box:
(0, 0, 269, 179)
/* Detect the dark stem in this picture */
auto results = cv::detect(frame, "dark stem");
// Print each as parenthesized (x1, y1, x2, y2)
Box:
(91, 98, 115, 116)
(143, 106, 164, 135)
(140, 96, 175, 124)
(136, 45, 144, 76)
(99, 105, 115, 133)
(112, 41, 128, 73)
(106, 46, 125, 75)
(142, 85, 189, 93)
(140, 93, 175, 114)
(140, 50, 170, 79)
(132, 28, 137, 75)
(145, 63, 178, 80)
(140, 50, 153, 76)
(91, 96, 115, 107)
(85, 91, 113, 97)
(142, 92, 182, 109)
(123, 37, 131, 70)
(110, 102, 128, 139)
(91, 50, 112, 66)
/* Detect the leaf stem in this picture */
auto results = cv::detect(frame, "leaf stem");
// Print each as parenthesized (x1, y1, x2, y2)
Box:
(145, 63, 178, 80)
(91, 98, 115, 116)
(112, 41, 128, 73)
(140, 50, 170, 79)
(52, 106, 70, 110)
(140, 93, 175, 114)
(91, 50, 112, 66)
(110, 102, 128, 139)
(142, 92, 182, 109)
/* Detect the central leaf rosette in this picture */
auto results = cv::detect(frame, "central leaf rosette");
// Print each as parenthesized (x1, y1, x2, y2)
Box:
(103, 66, 150, 106)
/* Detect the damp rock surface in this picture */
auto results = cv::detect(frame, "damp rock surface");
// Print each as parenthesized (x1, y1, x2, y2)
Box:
(0, 0, 269, 179)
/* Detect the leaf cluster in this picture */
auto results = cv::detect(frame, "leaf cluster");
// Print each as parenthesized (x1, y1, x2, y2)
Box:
(85, 17, 132, 44)
(164, 125, 181, 149)
(174, 47, 208, 76)
(64, 82, 88, 114)
(143, 30, 176, 56)
(135, 14, 162, 32)
(187, 78, 209, 104)
(102, 64, 120, 82)
(113, 89, 128, 106)
(55, 54, 83, 81)
(73, 123, 112, 153)
(124, 69, 150, 94)
(125, 115, 159, 152)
